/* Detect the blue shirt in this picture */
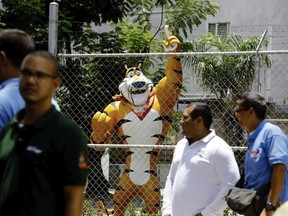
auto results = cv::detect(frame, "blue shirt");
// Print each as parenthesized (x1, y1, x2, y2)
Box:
(0, 78, 24, 132)
(0, 78, 61, 132)
(244, 120, 288, 202)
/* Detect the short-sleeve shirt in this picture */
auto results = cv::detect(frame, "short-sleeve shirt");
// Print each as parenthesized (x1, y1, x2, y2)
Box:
(0, 106, 88, 216)
(244, 120, 288, 202)
(0, 78, 24, 131)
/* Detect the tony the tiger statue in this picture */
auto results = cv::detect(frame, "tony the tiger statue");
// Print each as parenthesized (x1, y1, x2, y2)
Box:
(91, 25, 182, 216)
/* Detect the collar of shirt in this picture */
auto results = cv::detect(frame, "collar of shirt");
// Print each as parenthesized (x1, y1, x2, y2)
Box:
(187, 129, 216, 146)
(246, 119, 266, 144)
(0, 78, 20, 90)
(12, 106, 58, 130)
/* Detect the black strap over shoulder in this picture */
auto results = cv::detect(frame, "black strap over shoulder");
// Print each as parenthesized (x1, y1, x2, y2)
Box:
(235, 169, 270, 196)
(235, 171, 245, 188)
(256, 182, 271, 197)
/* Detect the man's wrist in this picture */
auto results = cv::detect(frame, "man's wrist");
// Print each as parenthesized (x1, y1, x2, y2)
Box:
(265, 202, 277, 211)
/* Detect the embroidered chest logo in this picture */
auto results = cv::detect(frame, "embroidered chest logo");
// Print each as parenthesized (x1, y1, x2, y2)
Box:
(197, 148, 206, 157)
(250, 148, 262, 158)
(26, 146, 43, 154)
(78, 151, 89, 169)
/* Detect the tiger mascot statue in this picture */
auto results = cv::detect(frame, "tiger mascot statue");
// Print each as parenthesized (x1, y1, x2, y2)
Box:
(91, 25, 182, 216)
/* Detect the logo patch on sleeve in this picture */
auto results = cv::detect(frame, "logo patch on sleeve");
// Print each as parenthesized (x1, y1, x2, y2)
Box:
(78, 151, 89, 169)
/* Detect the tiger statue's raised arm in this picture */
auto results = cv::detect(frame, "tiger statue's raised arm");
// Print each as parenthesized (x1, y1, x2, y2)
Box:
(155, 25, 182, 107)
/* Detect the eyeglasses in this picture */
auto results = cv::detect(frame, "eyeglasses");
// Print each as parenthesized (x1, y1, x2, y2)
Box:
(234, 107, 250, 113)
(20, 69, 58, 80)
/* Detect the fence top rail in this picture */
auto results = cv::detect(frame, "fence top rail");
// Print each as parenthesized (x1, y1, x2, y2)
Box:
(88, 143, 247, 151)
(58, 50, 288, 58)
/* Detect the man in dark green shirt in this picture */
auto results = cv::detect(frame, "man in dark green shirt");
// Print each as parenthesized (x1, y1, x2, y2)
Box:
(0, 50, 88, 216)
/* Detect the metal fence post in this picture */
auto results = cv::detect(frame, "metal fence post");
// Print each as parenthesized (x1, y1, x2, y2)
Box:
(255, 29, 268, 93)
(48, 2, 59, 56)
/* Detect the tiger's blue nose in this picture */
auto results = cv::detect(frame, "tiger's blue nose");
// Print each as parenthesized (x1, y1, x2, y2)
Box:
(132, 81, 145, 88)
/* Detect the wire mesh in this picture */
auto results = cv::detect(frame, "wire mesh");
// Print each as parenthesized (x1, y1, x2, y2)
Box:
(56, 51, 288, 215)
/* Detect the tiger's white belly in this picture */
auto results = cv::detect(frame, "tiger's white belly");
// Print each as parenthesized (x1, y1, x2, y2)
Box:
(122, 109, 162, 185)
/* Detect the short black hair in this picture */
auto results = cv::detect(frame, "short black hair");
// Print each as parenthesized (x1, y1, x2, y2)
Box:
(25, 50, 60, 77)
(187, 102, 213, 129)
(238, 92, 266, 119)
(0, 29, 35, 68)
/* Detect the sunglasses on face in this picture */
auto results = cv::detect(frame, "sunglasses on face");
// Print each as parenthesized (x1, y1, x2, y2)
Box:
(20, 69, 58, 80)
(234, 107, 250, 113)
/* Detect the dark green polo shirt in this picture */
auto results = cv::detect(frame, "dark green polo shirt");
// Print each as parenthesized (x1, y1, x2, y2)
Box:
(0, 106, 88, 216)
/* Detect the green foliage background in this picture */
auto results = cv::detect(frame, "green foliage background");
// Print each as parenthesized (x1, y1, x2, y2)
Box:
(0, 0, 221, 137)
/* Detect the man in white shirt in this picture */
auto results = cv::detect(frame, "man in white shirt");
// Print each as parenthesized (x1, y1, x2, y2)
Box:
(162, 102, 240, 216)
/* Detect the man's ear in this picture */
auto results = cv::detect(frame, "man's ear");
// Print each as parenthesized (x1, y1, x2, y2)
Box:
(249, 107, 255, 115)
(53, 76, 61, 92)
(0, 51, 8, 68)
(196, 116, 203, 124)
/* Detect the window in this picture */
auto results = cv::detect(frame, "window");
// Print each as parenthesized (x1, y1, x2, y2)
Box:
(208, 23, 230, 36)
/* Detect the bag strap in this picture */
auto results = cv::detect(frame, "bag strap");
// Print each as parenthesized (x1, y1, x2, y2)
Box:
(235, 168, 271, 197)
(235, 171, 245, 188)
(256, 182, 271, 196)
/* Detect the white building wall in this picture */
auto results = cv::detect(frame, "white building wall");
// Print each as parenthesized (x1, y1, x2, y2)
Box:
(210, 0, 288, 26)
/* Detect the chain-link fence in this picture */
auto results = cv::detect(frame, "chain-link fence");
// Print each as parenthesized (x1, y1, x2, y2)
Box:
(56, 51, 288, 215)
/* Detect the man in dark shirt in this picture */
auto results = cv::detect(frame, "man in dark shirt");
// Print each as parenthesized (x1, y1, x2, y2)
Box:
(0, 50, 88, 216)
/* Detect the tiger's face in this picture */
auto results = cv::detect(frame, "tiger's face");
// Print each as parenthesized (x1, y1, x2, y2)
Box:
(119, 64, 153, 106)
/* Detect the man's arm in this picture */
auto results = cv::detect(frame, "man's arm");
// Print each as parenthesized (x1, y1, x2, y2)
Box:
(261, 163, 286, 216)
(60, 116, 88, 216)
(268, 163, 286, 205)
(162, 173, 173, 216)
(64, 185, 85, 216)
(162, 146, 179, 216)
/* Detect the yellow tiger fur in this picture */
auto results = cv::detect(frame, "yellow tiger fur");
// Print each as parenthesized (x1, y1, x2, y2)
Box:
(91, 26, 182, 216)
